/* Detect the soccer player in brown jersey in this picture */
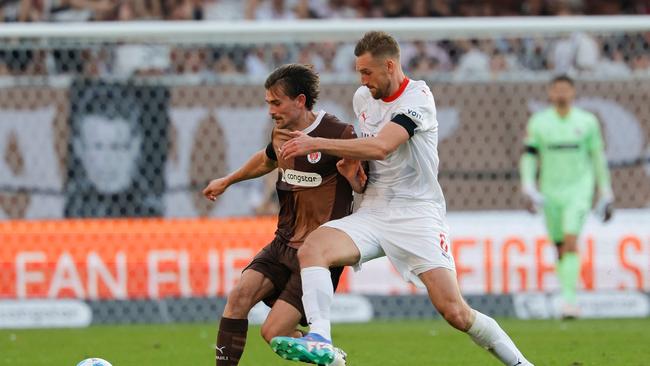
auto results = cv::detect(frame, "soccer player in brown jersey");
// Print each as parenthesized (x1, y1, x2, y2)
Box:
(202, 63, 366, 366)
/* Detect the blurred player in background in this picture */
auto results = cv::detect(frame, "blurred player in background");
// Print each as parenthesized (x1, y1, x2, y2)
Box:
(202, 63, 365, 366)
(271, 31, 534, 366)
(519, 75, 614, 319)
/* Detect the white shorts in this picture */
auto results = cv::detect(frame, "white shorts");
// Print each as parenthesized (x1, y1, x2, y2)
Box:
(322, 203, 455, 287)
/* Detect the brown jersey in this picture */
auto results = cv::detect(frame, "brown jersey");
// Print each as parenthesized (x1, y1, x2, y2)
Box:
(265, 111, 356, 248)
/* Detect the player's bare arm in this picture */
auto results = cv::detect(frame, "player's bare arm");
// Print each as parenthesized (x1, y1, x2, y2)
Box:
(203, 149, 277, 201)
(280, 122, 409, 160)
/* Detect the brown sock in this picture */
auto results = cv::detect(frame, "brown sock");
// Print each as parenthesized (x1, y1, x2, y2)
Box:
(216, 317, 248, 366)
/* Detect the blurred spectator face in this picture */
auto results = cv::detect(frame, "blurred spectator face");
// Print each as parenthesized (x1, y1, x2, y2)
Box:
(383, 0, 405, 17)
(272, 0, 286, 12)
(489, 53, 508, 74)
(169, 0, 193, 19)
(182, 48, 207, 74)
(319, 42, 338, 67)
(409, 55, 433, 75)
(297, 48, 314, 65)
(265, 86, 304, 130)
(213, 54, 238, 74)
(117, 1, 135, 20)
(356, 52, 392, 100)
(0, 61, 9, 75)
(429, 0, 451, 16)
(76, 115, 142, 193)
(632, 54, 650, 70)
(411, 0, 429, 16)
(548, 80, 575, 109)
(522, 0, 544, 15)
(271, 44, 289, 66)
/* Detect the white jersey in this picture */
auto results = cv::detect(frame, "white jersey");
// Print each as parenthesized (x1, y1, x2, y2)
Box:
(353, 79, 446, 210)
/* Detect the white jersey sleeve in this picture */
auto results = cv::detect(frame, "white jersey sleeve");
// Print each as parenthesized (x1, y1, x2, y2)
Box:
(389, 80, 438, 133)
(352, 87, 368, 118)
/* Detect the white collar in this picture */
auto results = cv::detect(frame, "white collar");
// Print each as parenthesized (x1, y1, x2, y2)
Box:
(302, 110, 325, 134)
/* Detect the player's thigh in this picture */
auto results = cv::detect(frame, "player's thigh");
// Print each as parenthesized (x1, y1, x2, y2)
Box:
(228, 269, 276, 305)
(563, 199, 590, 236)
(380, 205, 455, 281)
(543, 200, 564, 243)
(243, 240, 292, 300)
(260, 299, 303, 342)
(303, 226, 363, 267)
(320, 210, 385, 268)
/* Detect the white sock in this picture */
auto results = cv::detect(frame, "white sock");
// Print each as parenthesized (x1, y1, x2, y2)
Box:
(467, 310, 533, 366)
(301, 266, 333, 341)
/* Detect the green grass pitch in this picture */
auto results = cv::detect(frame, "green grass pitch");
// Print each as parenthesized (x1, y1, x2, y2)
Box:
(2, 318, 649, 365)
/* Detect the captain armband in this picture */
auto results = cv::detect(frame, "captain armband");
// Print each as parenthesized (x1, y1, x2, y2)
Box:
(391, 114, 417, 138)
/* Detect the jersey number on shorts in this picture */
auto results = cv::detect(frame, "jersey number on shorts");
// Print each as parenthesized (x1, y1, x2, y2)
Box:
(439, 233, 449, 253)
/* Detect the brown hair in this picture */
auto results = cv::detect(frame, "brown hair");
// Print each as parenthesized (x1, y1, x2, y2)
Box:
(550, 74, 574, 86)
(354, 31, 400, 59)
(264, 63, 320, 110)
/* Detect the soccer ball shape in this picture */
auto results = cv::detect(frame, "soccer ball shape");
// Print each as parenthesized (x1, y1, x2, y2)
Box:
(76, 358, 112, 366)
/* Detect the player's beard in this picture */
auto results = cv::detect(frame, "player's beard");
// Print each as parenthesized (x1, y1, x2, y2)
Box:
(370, 78, 393, 100)
(370, 84, 387, 99)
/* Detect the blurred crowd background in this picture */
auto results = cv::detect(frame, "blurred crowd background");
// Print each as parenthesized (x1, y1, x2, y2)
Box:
(0, 0, 649, 79)
(4, 0, 650, 22)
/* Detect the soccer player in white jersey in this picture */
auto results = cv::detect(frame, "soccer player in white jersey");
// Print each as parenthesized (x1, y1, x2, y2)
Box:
(270, 31, 535, 366)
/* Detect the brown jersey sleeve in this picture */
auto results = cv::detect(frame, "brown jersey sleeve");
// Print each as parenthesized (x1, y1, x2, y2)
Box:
(265, 142, 277, 161)
(339, 124, 358, 140)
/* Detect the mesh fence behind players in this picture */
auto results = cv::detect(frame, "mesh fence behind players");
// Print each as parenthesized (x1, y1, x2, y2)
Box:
(0, 18, 649, 220)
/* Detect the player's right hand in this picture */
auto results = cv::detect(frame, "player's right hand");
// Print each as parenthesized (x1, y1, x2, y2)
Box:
(522, 185, 544, 214)
(202, 177, 229, 201)
(595, 195, 614, 223)
(274, 128, 294, 147)
(337, 158, 367, 193)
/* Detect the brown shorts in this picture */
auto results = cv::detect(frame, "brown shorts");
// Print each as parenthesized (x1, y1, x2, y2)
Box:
(244, 236, 344, 326)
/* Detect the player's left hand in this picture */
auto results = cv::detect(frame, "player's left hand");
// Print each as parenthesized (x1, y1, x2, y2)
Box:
(595, 196, 614, 223)
(280, 131, 318, 159)
(522, 185, 544, 214)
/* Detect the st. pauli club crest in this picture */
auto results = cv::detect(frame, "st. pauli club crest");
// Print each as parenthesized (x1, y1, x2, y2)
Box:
(307, 151, 321, 163)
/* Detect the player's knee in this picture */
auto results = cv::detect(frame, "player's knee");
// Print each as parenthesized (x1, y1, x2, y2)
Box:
(260, 324, 277, 343)
(564, 243, 578, 253)
(223, 286, 255, 318)
(440, 303, 472, 331)
(260, 322, 298, 343)
(563, 235, 578, 251)
(297, 238, 327, 265)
